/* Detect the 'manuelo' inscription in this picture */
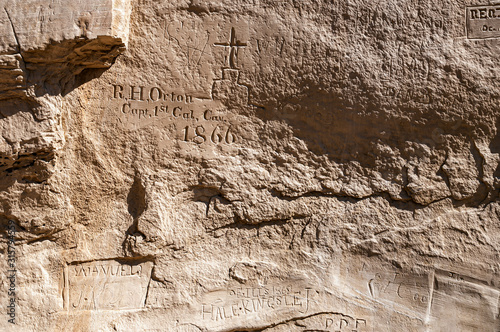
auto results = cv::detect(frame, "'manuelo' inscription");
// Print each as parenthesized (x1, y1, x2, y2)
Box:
(64, 259, 153, 310)
(467, 5, 500, 39)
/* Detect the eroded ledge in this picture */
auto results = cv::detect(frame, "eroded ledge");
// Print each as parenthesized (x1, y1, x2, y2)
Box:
(0, 0, 131, 100)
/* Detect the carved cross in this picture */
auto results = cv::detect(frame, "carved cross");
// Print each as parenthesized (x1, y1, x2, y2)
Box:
(214, 27, 247, 69)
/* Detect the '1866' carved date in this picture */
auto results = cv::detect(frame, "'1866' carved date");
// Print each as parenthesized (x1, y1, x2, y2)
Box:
(183, 125, 236, 145)
(110, 83, 240, 145)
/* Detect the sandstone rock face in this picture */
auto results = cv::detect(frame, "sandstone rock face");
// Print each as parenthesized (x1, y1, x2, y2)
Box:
(1, 0, 499, 331)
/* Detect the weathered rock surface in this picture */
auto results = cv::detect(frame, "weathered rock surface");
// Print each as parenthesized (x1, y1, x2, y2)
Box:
(0, 0, 499, 331)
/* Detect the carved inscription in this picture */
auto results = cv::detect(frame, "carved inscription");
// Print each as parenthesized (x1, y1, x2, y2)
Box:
(366, 272, 430, 320)
(309, 313, 368, 332)
(145, 280, 175, 309)
(324, 315, 367, 332)
(110, 83, 238, 145)
(467, 5, 500, 39)
(343, 4, 449, 35)
(201, 285, 316, 321)
(106, 27, 252, 147)
(64, 259, 153, 310)
(270, 312, 368, 332)
(112, 84, 195, 120)
(430, 270, 500, 330)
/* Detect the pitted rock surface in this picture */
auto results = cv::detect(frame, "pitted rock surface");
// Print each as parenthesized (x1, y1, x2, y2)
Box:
(1, 1, 499, 331)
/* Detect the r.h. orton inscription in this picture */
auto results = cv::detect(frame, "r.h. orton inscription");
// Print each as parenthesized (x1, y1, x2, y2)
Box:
(106, 28, 252, 147)
(63, 259, 153, 310)
(110, 83, 238, 145)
